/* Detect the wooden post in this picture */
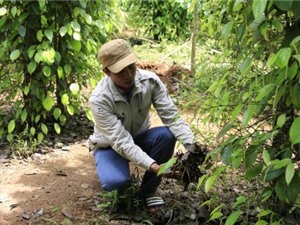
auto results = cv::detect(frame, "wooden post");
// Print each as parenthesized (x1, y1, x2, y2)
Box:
(191, 1, 199, 76)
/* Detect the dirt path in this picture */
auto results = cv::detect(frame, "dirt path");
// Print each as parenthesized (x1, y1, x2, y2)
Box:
(0, 140, 100, 225)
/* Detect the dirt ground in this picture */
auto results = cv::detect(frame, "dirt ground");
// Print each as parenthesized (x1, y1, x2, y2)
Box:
(0, 63, 209, 225)
(0, 140, 98, 225)
(0, 112, 167, 225)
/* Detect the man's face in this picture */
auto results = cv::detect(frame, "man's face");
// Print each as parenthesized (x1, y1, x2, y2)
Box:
(108, 63, 136, 91)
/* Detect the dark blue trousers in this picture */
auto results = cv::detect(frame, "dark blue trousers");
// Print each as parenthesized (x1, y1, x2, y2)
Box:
(93, 126, 176, 199)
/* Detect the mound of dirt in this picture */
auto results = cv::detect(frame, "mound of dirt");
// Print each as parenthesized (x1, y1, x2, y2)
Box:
(137, 61, 191, 93)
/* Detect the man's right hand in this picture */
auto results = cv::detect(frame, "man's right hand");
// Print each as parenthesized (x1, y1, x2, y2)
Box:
(149, 162, 160, 174)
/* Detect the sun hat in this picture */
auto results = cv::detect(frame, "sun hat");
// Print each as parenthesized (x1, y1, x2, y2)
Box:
(97, 39, 138, 73)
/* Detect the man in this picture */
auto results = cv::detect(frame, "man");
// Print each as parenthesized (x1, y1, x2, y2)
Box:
(88, 39, 195, 211)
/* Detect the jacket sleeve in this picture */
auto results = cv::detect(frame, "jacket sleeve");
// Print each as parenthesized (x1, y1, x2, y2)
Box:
(89, 95, 155, 170)
(151, 77, 195, 145)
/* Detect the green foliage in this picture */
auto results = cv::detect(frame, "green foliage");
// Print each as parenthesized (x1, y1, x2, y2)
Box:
(123, 0, 193, 40)
(187, 0, 300, 222)
(0, 1, 121, 152)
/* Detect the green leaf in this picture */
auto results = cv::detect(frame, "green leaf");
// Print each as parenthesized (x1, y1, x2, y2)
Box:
(30, 127, 36, 136)
(255, 83, 275, 101)
(43, 96, 54, 111)
(71, 21, 81, 32)
(209, 211, 223, 220)
(79, 0, 86, 8)
(266, 53, 277, 67)
(67, 105, 74, 115)
(37, 132, 44, 143)
(27, 61, 37, 74)
(70, 83, 80, 95)
(61, 94, 69, 106)
(232, 196, 246, 208)
(38, 0, 46, 10)
(273, 159, 291, 169)
(276, 114, 286, 128)
(44, 29, 53, 42)
(73, 32, 81, 41)
(217, 123, 233, 139)
(257, 209, 272, 218)
(7, 120, 15, 133)
(42, 66, 51, 77)
(71, 40, 81, 52)
(285, 162, 295, 186)
(275, 175, 300, 203)
(20, 110, 27, 122)
(157, 157, 177, 176)
(35, 115, 41, 123)
(293, 54, 300, 64)
(242, 105, 256, 126)
(264, 166, 283, 182)
(252, 0, 267, 22)
(10, 49, 21, 61)
(7, 134, 13, 142)
(239, 57, 252, 74)
(64, 64, 72, 75)
(255, 220, 268, 225)
(53, 108, 62, 120)
(85, 14, 92, 24)
(290, 117, 300, 145)
(0, 7, 7, 16)
(205, 175, 217, 193)
(86, 109, 93, 121)
(290, 36, 300, 47)
(231, 104, 243, 121)
(288, 62, 298, 80)
(245, 164, 263, 180)
(59, 115, 67, 124)
(221, 146, 232, 165)
(59, 26, 67, 37)
(262, 150, 270, 165)
(37, 30, 43, 42)
(290, 84, 300, 110)
(57, 66, 64, 78)
(39, 48, 56, 64)
(276, 47, 291, 68)
(24, 85, 30, 96)
(54, 123, 61, 134)
(292, 1, 300, 17)
(221, 22, 233, 39)
(18, 25, 26, 37)
(225, 210, 241, 225)
(41, 123, 48, 135)
(27, 46, 36, 59)
(245, 147, 258, 169)
(274, 0, 293, 11)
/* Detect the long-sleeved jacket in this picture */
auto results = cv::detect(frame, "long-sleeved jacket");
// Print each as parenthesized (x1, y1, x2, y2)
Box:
(88, 69, 194, 170)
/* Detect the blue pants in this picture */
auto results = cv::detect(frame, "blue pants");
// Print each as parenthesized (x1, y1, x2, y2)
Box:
(93, 126, 176, 199)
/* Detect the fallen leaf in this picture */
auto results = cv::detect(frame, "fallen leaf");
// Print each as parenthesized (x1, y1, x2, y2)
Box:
(32, 208, 44, 217)
(90, 206, 102, 212)
(21, 212, 31, 220)
(56, 170, 67, 176)
(62, 209, 73, 220)
(10, 203, 20, 210)
(80, 183, 89, 189)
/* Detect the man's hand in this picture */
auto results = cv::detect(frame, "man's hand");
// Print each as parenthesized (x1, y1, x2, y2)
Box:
(149, 162, 160, 174)
(183, 143, 197, 153)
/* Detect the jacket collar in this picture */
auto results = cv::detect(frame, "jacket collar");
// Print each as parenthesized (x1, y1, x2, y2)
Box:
(107, 70, 143, 102)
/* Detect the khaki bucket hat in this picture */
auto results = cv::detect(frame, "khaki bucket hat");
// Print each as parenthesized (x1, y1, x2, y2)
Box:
(98, 39, 138, 73)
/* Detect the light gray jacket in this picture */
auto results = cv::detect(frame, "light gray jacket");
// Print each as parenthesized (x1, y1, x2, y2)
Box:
(89, 69, 194, 170)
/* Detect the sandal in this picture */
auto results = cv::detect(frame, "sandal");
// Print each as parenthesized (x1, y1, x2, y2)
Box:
(146, 196, 165, 213)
